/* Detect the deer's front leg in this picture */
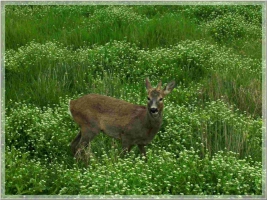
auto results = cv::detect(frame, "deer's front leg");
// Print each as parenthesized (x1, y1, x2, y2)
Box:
(138, 144, 147, 161)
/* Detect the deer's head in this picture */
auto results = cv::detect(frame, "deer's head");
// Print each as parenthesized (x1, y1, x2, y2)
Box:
(145, 78, 176, 118)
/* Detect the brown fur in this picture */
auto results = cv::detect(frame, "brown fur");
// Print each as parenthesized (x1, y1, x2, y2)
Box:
(69, 78, 176, 159)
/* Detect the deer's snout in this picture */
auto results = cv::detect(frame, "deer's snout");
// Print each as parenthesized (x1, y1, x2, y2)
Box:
(150, 108, 158, 113)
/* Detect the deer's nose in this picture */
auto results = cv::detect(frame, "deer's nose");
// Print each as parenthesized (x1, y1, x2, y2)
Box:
(150, 108, 158, 113)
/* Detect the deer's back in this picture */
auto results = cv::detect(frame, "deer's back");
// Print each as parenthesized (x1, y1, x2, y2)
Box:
(70, 94, 146, 129)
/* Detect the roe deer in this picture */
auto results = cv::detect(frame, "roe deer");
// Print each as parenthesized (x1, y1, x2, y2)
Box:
(69, 78, 175, 159)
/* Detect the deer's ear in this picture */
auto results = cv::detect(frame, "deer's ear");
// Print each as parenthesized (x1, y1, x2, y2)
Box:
(145, 77, 152, 90)
(163, 80, 176, 95)
(156, 80, 162, 90)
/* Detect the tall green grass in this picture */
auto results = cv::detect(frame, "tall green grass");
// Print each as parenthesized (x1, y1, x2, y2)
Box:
(5, 39, 262, 116)
(4, 4, 263, 195)
(6, 5, 261, 58)
(5, 99, 262, 195)
(5, 5, 207, 50)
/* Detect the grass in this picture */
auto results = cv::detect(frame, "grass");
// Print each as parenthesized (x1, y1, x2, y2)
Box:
(5, 5, 206, 50)
(4, 4, 264, 196)
(5, 39, 262, 115)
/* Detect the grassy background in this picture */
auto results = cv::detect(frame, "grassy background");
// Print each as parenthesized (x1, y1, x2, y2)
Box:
(4, 4, 263, 195)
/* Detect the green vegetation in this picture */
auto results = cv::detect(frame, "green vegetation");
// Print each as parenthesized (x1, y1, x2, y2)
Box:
(4, 4, 263, 195)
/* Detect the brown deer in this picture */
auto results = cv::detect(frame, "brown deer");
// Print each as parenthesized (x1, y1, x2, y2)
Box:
(69, 78, 175, 159)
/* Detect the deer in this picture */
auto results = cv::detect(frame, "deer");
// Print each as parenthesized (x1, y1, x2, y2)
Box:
(69, 78, 176, 160)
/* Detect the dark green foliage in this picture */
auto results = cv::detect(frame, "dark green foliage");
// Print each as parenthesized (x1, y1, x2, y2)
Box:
(4, 4, 263, 196)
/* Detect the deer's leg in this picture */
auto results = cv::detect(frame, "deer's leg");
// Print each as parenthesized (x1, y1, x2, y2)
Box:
(71, 130, 81, 156)
(126, 145, 134, 153)
(122, 145, 133, 153)
(75, 125, 99, 157)
(121, 143, 134, 157)
(138, 144, 147, 160)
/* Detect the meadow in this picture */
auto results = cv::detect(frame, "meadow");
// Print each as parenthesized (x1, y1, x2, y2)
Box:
(4, 4, 264, 196)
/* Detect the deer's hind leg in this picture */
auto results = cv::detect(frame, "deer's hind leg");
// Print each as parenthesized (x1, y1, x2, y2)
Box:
(71, 130, 81, 156)
(74, 125, 100, 159)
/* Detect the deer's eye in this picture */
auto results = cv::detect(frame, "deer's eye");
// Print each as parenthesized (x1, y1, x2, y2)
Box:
(147, 97, 151, 101)
(159, 98, 163, 101)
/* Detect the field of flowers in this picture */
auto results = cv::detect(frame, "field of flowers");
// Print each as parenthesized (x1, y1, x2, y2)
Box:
(4, 4, 264, 196)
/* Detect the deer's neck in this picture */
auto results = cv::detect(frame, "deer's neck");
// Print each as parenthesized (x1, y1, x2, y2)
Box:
(145, 108, 163, 129)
